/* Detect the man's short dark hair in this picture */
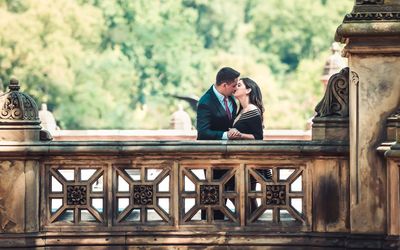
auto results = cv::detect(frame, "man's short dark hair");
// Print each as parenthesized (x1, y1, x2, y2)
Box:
(216, 67, 240, 85)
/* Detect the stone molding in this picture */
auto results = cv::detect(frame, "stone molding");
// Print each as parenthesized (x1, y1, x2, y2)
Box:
(356, 0, 384, 4)
(344, 12, 400, 22)
(0, 141, 350, 156)
(336, 0, 400, 42)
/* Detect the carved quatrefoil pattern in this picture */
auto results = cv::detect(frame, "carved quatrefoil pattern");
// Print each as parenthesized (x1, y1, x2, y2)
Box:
(266, 185, 286, 205)
(67, 185, 87, 205)
(200, 185, 220, 205)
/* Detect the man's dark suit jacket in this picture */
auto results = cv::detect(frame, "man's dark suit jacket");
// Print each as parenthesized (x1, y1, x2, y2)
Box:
(196, 86, 237, 140)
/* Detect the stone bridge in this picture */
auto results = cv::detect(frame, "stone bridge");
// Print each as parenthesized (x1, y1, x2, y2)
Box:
(0, 0, 399, 249)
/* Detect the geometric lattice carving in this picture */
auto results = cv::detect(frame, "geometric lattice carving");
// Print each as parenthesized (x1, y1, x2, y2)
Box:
(114, 165, 172, 225)
(67, 185, 87, 205)
(133, 185, 153, 205)
(181, 167, 239, 224)
(44, 165, 105, 226)
(200, 185, 219, 205)
(266, 185, 286, 205)
(247, 166, 305, 224)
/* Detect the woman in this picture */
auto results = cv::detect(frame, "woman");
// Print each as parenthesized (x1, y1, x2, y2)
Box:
(228, 77, 264, 140)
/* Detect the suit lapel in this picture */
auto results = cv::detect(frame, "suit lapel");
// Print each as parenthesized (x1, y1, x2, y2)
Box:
(229, 96, 237, 120)
(208, 87, 229, 119)
(208, 86, 237, 122)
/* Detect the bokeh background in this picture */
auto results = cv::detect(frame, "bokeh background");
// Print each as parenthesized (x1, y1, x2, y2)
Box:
(0, 0, 353, 130)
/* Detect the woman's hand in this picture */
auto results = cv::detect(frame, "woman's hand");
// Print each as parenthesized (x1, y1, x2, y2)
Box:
(228, 128, 242, 139)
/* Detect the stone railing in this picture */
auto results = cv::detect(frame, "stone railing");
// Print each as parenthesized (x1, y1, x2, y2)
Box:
(0, 140, 354, 248)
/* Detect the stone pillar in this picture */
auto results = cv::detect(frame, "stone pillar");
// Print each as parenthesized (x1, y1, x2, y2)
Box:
(336, 0, 400, 233)
(0, 79, 40, 233)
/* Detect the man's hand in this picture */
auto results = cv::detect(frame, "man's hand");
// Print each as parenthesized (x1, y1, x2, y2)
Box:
(228, 128, 242, 139)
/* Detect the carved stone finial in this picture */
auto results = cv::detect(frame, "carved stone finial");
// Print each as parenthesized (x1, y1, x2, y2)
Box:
(8, 78, 20, 91)
(312, 68, 350, 141)
(315, 67, 349, 118)
(0, 78, 41, 141)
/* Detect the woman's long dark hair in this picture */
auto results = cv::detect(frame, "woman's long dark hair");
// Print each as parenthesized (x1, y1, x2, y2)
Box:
(238, 77, 264, 123)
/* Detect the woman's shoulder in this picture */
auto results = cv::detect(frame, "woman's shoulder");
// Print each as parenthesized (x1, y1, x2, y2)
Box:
(247, 104, 259, 112)
(241, 106, 261, 119)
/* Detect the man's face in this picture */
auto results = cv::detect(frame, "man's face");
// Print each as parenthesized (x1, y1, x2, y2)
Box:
(223, 77, 238, 96)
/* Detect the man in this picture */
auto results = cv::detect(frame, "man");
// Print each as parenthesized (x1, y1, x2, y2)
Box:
(197, 67, 240, 140)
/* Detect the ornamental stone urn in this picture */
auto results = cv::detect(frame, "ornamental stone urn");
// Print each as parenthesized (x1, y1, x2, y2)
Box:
(0, 78, 41, 141)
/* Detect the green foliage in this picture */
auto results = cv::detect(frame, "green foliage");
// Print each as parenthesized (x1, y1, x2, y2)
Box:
(0, 0, 353, 129)
(250, 0, 352, 73)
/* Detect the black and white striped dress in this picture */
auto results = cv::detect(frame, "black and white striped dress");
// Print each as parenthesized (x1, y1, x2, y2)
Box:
(233, 108, 263, 140)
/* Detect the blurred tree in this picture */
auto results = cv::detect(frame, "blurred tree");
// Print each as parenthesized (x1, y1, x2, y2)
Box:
(0, 0, 353, 130)
(0, 0, 139, 128)
(249, 0, 352, 73)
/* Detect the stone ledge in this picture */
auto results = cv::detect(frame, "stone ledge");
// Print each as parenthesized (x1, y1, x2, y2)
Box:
(385, 143, 400, 158)
(335, 22, 400, 43)
(0, 232, 396, 249)
(0, 140, 349, 157)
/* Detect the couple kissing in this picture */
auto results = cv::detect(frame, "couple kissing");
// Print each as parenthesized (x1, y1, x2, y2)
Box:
(197, 67, 264, 140)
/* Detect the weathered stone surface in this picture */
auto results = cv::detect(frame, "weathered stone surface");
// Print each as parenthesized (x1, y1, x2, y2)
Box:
(0, 161, 25, 233)
(348, 56, 400, 233)
(312, 159, 349, 233)
(24, 160, 39, 233)
(312, 117, 349, 141)
(0, 128, 40, 142)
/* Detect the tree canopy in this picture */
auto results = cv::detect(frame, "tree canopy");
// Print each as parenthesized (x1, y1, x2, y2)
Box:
(0, 0, 353, 129)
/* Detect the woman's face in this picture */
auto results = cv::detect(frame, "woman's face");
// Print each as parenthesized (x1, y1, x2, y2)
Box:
(233, 79, 249, 98)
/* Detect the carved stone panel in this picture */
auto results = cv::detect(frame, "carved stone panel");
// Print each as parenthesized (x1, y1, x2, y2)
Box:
(200, 185, 220, 205)
(247, 166, 306, 225)
(133, 185, 153, 205)
(44, 165, 106, 226)
(266, 185, 286, 205)
(180, 166, 239, 224)
(66, 185, 87, 205)
(114, 165, 172, 225)
(0, 161, 25, 233)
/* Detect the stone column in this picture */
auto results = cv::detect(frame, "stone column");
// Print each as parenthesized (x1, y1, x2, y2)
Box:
(0, 79, 41, 233)
(336, 0, 400, 233)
